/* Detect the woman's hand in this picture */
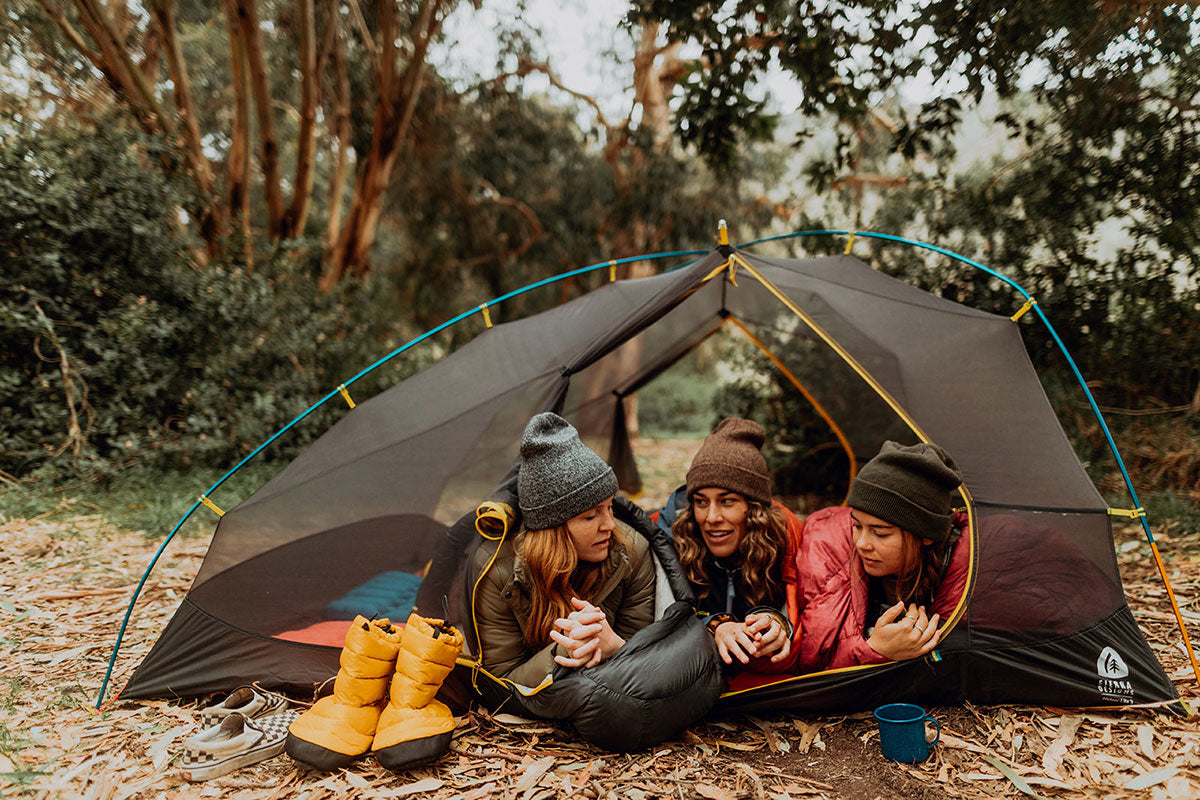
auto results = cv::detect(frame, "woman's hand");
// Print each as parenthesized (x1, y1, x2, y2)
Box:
(712, 620, 763, 665)
(550, 597, 625, 668)
(744, 612, 791, 663)
(867, 601, 941, 661)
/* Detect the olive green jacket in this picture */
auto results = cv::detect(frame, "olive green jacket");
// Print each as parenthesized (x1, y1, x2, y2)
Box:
(471, 521, 656, 687)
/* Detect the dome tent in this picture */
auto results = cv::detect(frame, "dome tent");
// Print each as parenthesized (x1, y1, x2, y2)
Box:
(105, 230, 1188, 716)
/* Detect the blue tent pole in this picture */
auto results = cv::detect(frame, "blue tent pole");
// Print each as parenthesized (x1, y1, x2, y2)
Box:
(94, 248, 707, 709)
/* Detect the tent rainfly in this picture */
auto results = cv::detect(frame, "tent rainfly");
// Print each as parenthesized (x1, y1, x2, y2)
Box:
(104, 228, 1193, 716)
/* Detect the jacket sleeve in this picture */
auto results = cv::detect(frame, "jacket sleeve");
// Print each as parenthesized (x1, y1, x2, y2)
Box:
(932, 525, 970, 619)
(474, 560, 561, 687)
(612, 535, 656, 641)
(794, 507, 887, 672)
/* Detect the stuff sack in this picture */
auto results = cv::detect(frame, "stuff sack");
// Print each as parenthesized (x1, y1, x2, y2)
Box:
(513, 600, 724, 751)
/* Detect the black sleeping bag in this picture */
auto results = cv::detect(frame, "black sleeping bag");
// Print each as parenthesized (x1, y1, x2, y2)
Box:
(459, 490, 724, 750)
(512, 600, 724, 751)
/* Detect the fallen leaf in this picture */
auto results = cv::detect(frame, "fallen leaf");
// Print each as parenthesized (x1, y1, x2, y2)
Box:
(696, 783, 737, 800)
(343, 770, 371, 790)
(982, 755, 1051, 800)
(515, 756, 555, 793)
(375, 777, 445, 797)
(715, 739, 760, 751)
(1125, 767, 1179, 791)
(1138, 724, 1156, 761)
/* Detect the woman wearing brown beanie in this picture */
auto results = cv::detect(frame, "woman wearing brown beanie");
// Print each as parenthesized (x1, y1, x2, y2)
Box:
(794, 440, 970, 672)
(665, 418, 803, 674)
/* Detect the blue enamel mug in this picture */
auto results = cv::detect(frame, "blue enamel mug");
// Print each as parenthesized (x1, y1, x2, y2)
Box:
(873, 703, 941, 763)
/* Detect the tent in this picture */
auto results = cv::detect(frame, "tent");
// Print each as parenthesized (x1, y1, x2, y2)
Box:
(108, 230, 1188, 715)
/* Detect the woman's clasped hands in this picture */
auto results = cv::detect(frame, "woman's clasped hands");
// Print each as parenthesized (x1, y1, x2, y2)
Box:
(867, 601, 941, 660)
(712, 611, 792, 666)
(550, 597, 626, 668)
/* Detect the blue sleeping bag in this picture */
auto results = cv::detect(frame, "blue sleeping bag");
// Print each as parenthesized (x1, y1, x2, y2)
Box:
(326, 571, 423, 621)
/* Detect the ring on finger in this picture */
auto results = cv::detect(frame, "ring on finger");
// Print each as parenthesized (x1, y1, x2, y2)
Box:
(913, 625, 925, 634)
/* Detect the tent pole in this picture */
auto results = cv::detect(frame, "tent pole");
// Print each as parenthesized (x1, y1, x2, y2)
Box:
(95, 248, 708, 708)
(738, 229, 1200, 689)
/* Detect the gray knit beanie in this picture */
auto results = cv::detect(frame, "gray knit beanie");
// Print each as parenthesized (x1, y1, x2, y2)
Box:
(686, 418, 772, 504)
(518, 412, 618, 530)
(846, 440, 963, 543)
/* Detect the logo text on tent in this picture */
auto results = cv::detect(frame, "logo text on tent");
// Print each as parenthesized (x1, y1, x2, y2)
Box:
(1096, 646, 1133, 703)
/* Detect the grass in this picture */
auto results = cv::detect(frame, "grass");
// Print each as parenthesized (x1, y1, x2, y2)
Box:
(0, 461, 284, 541)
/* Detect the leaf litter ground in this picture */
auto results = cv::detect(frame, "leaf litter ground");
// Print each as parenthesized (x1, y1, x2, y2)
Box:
(2, 438, 1199, 799)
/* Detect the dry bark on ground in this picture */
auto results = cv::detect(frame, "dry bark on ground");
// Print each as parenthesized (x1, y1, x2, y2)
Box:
(1, 482, 1198, 799)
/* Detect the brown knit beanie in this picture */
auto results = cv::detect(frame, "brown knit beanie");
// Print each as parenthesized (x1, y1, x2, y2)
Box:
(846, 440, 963, 543)
(686, 418, 772, 504)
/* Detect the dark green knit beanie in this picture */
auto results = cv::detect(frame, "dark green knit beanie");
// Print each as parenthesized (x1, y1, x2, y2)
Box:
(518, 412, 618, 530)
(846, 441, 963, 543)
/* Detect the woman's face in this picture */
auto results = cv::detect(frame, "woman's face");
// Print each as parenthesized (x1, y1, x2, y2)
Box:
(691, 487, 749, 559)
(565, 498, 617, 563)
(850, 508, 923, 577)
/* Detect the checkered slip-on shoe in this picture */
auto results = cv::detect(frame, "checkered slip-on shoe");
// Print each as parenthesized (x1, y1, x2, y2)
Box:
(180, 709, 300, 781)
(199, 686, 289, 728)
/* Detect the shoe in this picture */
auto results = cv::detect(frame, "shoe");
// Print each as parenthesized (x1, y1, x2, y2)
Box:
(285, 616, 402, 770)
(199, 685, 289, 728)
(372, 613, 463, 771)
(180, 709, 299, 781)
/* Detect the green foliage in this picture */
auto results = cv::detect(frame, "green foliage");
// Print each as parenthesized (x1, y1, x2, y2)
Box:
(638, 366, 722, 437)
(0, 117, 416, 483)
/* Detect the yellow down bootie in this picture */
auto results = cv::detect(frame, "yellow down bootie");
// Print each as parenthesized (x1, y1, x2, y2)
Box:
(285, 616, 401, 770)
(372, 613, 463, 771)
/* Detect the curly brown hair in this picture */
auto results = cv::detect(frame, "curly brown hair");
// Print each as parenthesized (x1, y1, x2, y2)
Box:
(518, 524, 627, 649)
(671, 498, 789, 607)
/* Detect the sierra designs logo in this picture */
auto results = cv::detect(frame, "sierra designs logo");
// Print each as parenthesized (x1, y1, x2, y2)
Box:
(1096, 646, 1133, 703)
(1097, 646, 1129, 679)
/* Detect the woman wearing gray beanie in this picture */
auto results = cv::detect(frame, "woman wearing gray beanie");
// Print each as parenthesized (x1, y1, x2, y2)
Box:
(472, 413, 656, 686)
(794, 440, 970, 672)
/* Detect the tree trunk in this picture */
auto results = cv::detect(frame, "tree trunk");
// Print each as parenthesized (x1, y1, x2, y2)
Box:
(283, 0, 318, 239)
(319, 10, 353, 283)
(326, 0, 444, 281)
(222, 0, 254, 264)
(152, 0, 221, 256)
(235, 0, 285, 238)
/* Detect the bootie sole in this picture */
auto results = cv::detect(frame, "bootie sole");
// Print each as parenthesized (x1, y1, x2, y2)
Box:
(284, 733, 361, 771)
(373, 731, 454, 772)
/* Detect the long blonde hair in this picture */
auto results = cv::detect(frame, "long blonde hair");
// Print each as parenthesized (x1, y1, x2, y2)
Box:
(518, 524, 626, 649)
(672, 499, 788, 608)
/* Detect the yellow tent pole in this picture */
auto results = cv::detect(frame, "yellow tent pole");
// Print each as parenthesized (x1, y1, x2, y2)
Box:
(1150, 539, 1200, 688)
(731, 253, 935, 444)
(723, 315, 859, 499)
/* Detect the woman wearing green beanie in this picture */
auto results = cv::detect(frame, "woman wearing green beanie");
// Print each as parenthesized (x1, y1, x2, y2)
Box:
(794, 440, 970, 672)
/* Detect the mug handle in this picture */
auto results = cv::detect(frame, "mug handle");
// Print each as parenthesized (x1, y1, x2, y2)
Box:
(925, 715, 941, 747)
